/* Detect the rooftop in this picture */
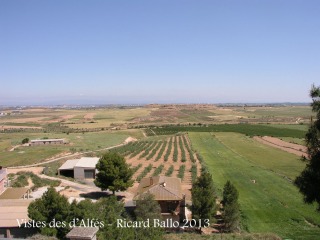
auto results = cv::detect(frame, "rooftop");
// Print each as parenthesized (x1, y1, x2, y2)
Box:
(66, 227, 99, 238)
(30, 139, 65, 142)
(75, 157, 99, 168)
(0, 199, 32, 227)
(59, 157, 99, 170)
(0, 168, 7, 181)
(0, 187, 30, 200)
(134, 176, 183, 201)
(58, 159, 79, 170)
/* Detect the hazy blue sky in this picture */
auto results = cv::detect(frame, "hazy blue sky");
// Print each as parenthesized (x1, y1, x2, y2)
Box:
(1, 0, 319, 105)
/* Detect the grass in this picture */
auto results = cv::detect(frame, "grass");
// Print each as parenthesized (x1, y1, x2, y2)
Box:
(164, 233, 281, 240)
(11, 171, 60, 189)
(64, 108, 152, 129)
(0, 131, 131, 167)
(261, 124, 309, 131)
(150, 124, 306, 138)
(212, 132, 305, 180)
(279, 137, 305, 145)
(189, 132, 320, 240)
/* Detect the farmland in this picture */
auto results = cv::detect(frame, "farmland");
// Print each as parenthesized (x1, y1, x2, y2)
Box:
(189, 132, 320, 239)
(0, 105, 312, 132)
(0, 130, 139, 167)
(110, 134, 201, 200)
(146, 124, 307, 138)
(1, 104, 318, 239)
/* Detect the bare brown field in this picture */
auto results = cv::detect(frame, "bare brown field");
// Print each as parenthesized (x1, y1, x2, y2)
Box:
(0, 117, 48, 123)
(254, 136, 308, 158)
(1, 125, 43, 130)
(7, 167, 44, 175)
(83, 113, 96, 119)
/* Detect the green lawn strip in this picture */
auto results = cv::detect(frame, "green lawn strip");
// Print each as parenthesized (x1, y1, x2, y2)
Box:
(260, 124, 309, 131)
(212, 132, 305, 180)
(279, 137, 305, 146)
(151, 124, 306, 138)
(189, 132, 320, 239)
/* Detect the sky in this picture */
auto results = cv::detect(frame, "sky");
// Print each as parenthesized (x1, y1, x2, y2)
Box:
(1, 0, 320, 105)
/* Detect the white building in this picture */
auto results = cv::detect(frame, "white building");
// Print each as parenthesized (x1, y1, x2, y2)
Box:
(30, 138, 66, 146)
(58, 157, 99, 180)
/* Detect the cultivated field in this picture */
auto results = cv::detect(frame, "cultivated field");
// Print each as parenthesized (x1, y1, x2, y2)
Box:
(111, 134, 201, 201)
(0, 105, 312, 131)
(189, 132, 320, 239)
(1, 104, 318, 239)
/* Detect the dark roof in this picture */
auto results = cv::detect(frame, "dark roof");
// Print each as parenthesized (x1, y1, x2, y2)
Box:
(134, 176, 183, 201)
(66, 227, 99, 239)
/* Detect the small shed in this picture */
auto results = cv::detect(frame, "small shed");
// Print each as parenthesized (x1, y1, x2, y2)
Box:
(58, 157, 99, 180)
(30, 139, 66, 146)
(66, 227, 99, 240)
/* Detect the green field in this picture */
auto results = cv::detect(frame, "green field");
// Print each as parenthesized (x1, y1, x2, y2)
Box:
(189, 132, 320, 239)
(150, 124, 307, 138)
(0, 130, 142, 167)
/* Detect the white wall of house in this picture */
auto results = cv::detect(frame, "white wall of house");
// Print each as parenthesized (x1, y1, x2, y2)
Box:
(73, 167, 96, 180)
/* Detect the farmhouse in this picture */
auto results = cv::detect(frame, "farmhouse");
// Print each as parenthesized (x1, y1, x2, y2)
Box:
(58, 157, 99, 180)
(0, 199, 35, 238)
(0, 186, 34, 238)
(29, 138, 66, 146)
(134, 176, 186, 222)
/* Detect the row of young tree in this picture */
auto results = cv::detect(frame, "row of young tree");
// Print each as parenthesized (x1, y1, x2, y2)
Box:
(191, 170, 240, 232)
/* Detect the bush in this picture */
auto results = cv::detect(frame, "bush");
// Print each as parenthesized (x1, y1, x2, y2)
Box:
(177, 165, 186, 180)
(165, 166, 174, 177)
(22, 138, 29, 144)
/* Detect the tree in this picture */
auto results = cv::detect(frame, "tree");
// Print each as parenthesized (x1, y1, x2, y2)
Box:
(94, 152, 133, 194)
(191, 171, 217, 226)
(295, 84, 320, 211)
(28, 187, 71, 238)
(96, 196, 135, 240)
(134, 192, 163, 240)
(22, 138, 29, 144)
(135, 192, 162, 221)
(222, 181, 240, 232)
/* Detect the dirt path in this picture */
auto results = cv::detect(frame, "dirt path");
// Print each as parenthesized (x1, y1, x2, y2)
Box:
(38, 174, 134, 202)
(1, 125, 43, 130)
(254, 136, 308, 158)
(7, 167, 44, 175)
